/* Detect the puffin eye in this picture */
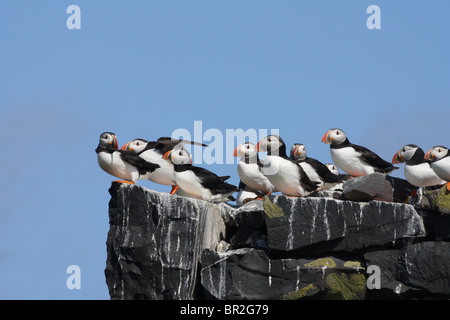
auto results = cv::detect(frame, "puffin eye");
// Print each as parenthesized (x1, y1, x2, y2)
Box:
(246, 145, 250, 149)
(336, 131, 340, 135)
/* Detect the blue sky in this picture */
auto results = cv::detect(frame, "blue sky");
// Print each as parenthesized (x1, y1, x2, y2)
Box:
(0, 1, 449, 299)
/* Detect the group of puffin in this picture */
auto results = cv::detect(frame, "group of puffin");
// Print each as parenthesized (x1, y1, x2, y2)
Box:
(96, 129, 450, 205)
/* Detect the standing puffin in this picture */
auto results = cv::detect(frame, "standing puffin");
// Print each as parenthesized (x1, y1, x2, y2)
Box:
(235, 181, 262, 206)
(95, 132, 160, 183)
(163, 148, 238, 202)
(290, 143, 344, 190)
(321, 128, 398, 176)
(255, 135, 319, 197)
(121, 137, 207, 194)
(392, 144, 446, 188)
(424, 146, 450, 191)
(233, 142, 276, 195)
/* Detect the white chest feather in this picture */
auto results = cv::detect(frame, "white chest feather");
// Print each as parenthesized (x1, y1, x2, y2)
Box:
(174, 170, 219, 201)
(97, 151, 138, 181)
(404, 163, 446, 187)
(262, 156, 305, 196)
(237, 161, 274, 193)
(330, 147, 374, 176)
(140, 149, 175, 185)
(431, 157, 450, 181)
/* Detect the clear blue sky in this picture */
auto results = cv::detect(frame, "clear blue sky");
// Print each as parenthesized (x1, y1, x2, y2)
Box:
(0, 1, 448, 299)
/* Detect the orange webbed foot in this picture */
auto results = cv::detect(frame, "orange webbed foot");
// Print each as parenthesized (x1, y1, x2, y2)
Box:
(113, 180, 135, 184)
(170, 185, 179, 195)
(446, 182, 450, 192)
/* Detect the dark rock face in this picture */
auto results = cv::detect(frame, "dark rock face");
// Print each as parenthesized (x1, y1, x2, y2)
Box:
(201, 248, 366, 300)
(263, 196, 425, 254)
(342, 173, 416, 203)
(105, 175, 450, 300)
(105, 182, 228, 299)
(364, 241, 450, 298)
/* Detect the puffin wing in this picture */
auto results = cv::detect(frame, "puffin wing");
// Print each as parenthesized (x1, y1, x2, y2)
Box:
(119, 150, 160, 175)
(290, 158, 320, 192)
(305, 158, 344, 182)
(191, 166, 238, 194)
(351, 143, 398, 172)
(155, 137, 208, 154)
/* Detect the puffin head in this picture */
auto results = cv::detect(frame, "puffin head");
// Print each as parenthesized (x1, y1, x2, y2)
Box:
(325, 163, 340, 175)
(99, 132, 118, 150)
(233, 142, 257, 159)
(321, 128, 347, 145)
(424, 146, 449, 162)
(290, 143, 306, 161)
(163, 148, 192, 165)
(256, 135, 285, 154)
(121, 139, 148, 153)
(392, 144, 419, 164)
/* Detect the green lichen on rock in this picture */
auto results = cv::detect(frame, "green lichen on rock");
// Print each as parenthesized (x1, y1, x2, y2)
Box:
(304, 257, 336, 269)
(325, 273, 366, 300)
(343, 261, 365, 271)
(422, 185, 450, 214)
(264, 196, 284, 218)
(434, 187, 450, 212)
(283, 284, 316, 300)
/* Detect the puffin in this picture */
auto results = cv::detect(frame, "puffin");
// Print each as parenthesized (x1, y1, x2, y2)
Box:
(424, 146, 450, 191)
(235, 180, 262, 206)
(121, 137, 207, 194)
(163, 148, 238, 202)
(233, 142, 276, 195)
(289, 143, 344, 190)
(321, 128, 398, 176)
(392, 144, 446, 188)
(325, 163, 352, 180)
(255, 135, 319, 197)
(325, 163, 340, 176)
(95, 132, 160, 183)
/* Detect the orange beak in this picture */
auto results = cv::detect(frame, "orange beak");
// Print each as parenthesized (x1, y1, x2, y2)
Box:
(321, 130, 331, 144)
(162, 150, 172, 160)
(113, 136, 118, 149)
(109, 136, 119, 148)
(120, 142, 129, 151)
(294, 145, 300, 157)
(424, 150, 433, 161)
(233, 146, 239, 157)
(392, 151, 401, 164)
(256, 141, 261, 152)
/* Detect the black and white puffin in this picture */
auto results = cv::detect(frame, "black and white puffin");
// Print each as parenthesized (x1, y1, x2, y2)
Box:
(95, 132, 160, 184)
(233, 142, 276, 195)
(321, 128, 398, 176)
(290, 143, 344, 190)
(325, 163, 352, 180)
(121, 137, 207, 194)
(236, 180, 262, 206)
(325, 163, 340, 176)
(424, 146, 450, 191)
(392, 144, 446, 188)
(255, 135, 319, 197)
(163, 148, 238, 202)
